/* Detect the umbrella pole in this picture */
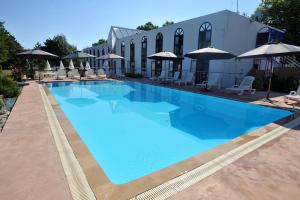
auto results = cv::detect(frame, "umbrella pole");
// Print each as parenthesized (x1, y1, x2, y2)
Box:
(266, 57, 273, 101)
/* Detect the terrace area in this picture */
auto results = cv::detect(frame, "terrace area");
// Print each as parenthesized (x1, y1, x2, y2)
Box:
(0, 80, 300, 200)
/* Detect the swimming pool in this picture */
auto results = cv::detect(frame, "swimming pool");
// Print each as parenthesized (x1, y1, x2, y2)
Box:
(47, 80, 291, 184)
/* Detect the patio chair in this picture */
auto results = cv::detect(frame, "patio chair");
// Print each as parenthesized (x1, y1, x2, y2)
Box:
(97, 68, 107, 79)
(226, 76, 256, 95)
(85, 69, 97, 79)
(197, 73, 221, 90)
(56, 69, 66, 80)
(68, 69, 80, 79)
(150, 70, 165, 81)
(285, 85, 300, 100)
(174, 72, 194, 86)
(166, 71, 180, 83)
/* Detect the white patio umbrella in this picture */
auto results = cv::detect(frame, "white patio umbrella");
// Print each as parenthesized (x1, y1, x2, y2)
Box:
(85, 61, 91, 70)
(59, 60, 65, 70)
(45, 60, 52, 71)
(237, 42, 300, 100)
(68, 59, 75, 70)
(79, 62, 84, 70)
(185, 47, 236, 60)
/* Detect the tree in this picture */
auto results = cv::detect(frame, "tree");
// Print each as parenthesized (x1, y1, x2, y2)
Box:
(137, 22, 159, 31)
(0, 22, 23, 69)
(40, 34, 77, 58)
(92, 38, 107, 46)
(162, 21, 174, 27)
(252, 0, 300, 46)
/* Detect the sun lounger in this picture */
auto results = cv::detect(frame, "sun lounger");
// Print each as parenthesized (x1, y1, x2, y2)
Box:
(166, 71, 180, 83)
(226, 76, 256, 95)
(197, 73, 221, 90)
(174, 72, 194, 86)
(285, 85, 300, 100)
(115, 68, 125, 79)
(68, 69, 80, 79)
(150, 70, 165, 81)
(97, 69, 107, 79)
(85, 69, 97, 79)
(56, 69, 66, 80)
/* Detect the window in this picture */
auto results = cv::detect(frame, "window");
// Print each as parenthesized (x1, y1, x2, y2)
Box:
(102, 48, 105, 66)
(155, 32, 163, 76)
(196, 22, 212, 84)
(93, 49, 96, 69)
(97, 49, 100, 68)
(130, 39, 135, 74)
(121, 42, 125, 73)
(173, 28, 184, 77)
(198, 22, 212, 48)
(141, 36, 147, 77)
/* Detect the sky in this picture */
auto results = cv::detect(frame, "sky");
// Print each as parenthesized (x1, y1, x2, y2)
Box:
(0, 0, 261, 50)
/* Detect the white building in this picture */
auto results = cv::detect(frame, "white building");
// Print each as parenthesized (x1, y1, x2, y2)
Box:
(83, 10, 284, 87)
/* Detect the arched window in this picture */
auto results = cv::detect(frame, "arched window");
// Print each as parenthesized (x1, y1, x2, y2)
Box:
(121, 42, 125, 73)
(93, 49, 96, 69)
(196, 22, 212, 84)
(130, 39, 135, 74)
(154, 32, 163, 76)
(198, 22, 212, 48)
(173, 28, 184, 77)
(141, 36, 147, 77)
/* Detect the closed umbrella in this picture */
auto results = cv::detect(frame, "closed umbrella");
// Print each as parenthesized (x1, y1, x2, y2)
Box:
(69, 59, 75, 70)
(185, 47, 236, 60)
(79, 62, 84, 70)
(45, 60, 52, 71)
(85, 61, 91, 70)
(59, 60, 65, 70)
(237, 42, 300, 100)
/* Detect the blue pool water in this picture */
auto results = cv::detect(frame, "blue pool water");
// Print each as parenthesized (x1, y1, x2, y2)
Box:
(47, 80, 291, 184)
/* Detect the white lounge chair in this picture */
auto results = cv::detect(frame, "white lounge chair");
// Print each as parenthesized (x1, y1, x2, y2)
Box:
(197, 73, 221, 90)
(166, 71, 180, 83)
(56, 69, 66, 80)
(226, 76, 256, 95)
(85, 69, 97, 79)
(285, 85, 300, 100)
(150, 70, 166, 81)
(97, 68, 107, 79)
(174, 72, 194, 86)
(68, 69, 80, 79)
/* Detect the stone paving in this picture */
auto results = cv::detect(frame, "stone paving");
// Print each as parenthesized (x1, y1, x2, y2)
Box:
(0, 82, 72, 200)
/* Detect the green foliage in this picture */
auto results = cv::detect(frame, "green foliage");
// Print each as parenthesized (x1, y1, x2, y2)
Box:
(137, 22, 159, 31)
(125, 73, 142, 78)
(252, 0, 300, 45)
(0, 71, 20, 98)
(0, 22, 24, 69)
(40, 35, 77, 58)
(271, 75, 299, 92)
(247, 67, 265, 90)
(92, 38, 107, 47)
(162, 21, 174, 27)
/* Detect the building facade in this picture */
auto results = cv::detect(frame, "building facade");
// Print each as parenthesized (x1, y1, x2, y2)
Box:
(83, 10, 284, 87)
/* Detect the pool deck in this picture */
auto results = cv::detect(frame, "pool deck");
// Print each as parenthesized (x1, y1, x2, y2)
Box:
(1, 80, 300, 199)
(0, 81, 72, 200)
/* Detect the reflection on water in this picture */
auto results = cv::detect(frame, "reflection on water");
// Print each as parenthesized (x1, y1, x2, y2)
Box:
(47, 80, 292, 184)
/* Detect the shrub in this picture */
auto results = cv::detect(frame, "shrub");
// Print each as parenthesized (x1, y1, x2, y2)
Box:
(247, 67, 265, 90)
(0, 73, 20, 98)
(271, 74, 299, 93)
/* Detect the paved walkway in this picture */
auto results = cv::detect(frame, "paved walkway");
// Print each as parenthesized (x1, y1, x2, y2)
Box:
(0, 82, 72, 200)
(169, 126, 300, 200)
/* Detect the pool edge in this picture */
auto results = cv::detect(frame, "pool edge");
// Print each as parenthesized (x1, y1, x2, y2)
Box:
(41, 83, 297, 200)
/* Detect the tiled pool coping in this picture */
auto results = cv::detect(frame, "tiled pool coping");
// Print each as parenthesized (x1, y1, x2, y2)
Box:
(41, 83, 295, 200)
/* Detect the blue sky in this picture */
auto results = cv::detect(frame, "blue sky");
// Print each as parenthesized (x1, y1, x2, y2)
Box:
(0, 0, 261, 50)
